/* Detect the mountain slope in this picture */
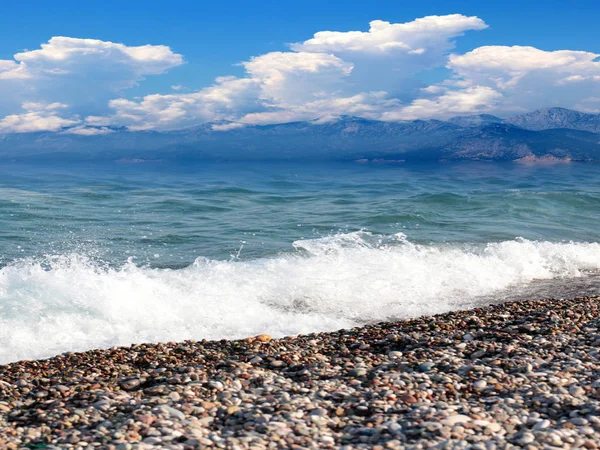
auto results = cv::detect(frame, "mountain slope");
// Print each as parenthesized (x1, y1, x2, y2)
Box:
(0, 108, 599, 162)
(506, 107, 600, 133)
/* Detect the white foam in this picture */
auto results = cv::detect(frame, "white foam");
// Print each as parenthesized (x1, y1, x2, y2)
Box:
(1, 232, 600, 364)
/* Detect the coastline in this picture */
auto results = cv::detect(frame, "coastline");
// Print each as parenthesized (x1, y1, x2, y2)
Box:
(1, 297, 600, 449)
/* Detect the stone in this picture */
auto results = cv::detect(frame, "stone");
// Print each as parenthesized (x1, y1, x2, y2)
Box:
(157, 405, 185, 420)
(473, 380, 487, 391)
(418, 362, 435, 372)
(441, 415, 472, 426)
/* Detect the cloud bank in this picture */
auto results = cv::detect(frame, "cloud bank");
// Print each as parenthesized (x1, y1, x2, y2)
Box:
(1, 15, 599, 133)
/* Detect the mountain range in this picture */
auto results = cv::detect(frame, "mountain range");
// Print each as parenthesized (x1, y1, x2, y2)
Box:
(1, 107, 600, 162)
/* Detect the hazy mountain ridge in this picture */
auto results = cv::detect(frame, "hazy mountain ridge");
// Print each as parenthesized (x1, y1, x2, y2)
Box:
(505, 107, 600, 133)
(1, 107, 599, 162)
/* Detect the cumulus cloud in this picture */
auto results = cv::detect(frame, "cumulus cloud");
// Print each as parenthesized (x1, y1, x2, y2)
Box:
(383, 86, 502, 120)
(240, 92, 400, 125)
(395, 46, 600, 119)
(0, 60, 30, 80)
(292, 15, 487, 54)
(0, 102, 80, 133)
(291, 14, 488, 96)
(2, 16, 600, 133)
(86, 76, 262, 130)
(91, 14, 487, 130)
(14, 37, 182, 72)
(0, 37, 183, 120)
(62, 126, 114, 136)
(211, 122, 246, 131)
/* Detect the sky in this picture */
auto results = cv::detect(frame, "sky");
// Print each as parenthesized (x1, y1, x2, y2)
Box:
(0, 0, 599, 134)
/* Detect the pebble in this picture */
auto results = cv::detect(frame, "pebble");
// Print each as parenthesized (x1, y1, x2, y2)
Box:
(519, 432, 536, 444)
(119, 378, 142, 391)
(473, 380, 487, 390)
(442, 415, 472, 426)
(1, 296, 600, 449)
(156, 405, 185, 420)
(533, 419, 551, 430)
(418, 362, 435, 372)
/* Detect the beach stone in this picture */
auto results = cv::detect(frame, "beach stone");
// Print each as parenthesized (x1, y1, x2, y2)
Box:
(571, 417, 588, 426)
(418, 362, 435, 372)
(93, 400, 111, 411)
(570, 385, 585, 396)
(119, 378, 142, 391)
(156, 405, 185, 420)
(533, 419, 551, 430)
(487, 423, 502, 433)
(2, 296, 600, 449)
(401, 393, 418, 404)
(442, 415, 472, 426)
(473, 380, 487, 391)
(137, 414, 155, 425)
(519, 433, 536, 445)
(227, 405, 241, 414)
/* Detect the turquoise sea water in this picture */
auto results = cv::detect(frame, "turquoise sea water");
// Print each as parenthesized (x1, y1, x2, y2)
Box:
(2, 161, 600, 362)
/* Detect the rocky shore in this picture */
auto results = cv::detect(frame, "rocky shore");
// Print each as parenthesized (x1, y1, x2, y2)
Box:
(1, 296, 600, 449)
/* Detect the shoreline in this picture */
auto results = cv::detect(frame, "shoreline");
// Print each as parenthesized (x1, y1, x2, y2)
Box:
(1, 296, 600, 449)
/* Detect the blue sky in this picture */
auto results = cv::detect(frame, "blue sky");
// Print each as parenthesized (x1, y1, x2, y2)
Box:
(1, 0, 599, 133)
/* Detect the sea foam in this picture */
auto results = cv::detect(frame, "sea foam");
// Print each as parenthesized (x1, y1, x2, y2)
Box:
(1, 231, 600, 363)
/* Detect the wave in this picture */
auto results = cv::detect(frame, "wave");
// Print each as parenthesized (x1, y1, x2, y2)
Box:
(2, 231, 600, 363)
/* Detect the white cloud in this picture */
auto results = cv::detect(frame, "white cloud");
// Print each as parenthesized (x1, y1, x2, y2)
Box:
(211, 122, 246, 131)
(0, 37, 183, 119)
(2, 17, 600, 133)
(0, 60, 30, 80)
(21, 101, 69, 112)
(14, 37, 182, 78)
(87, 76, 262, 130)
(290, 15, 488, 95)
(383, 86, 502, 120)
(62, 126, 115, 136)
(389, 45, 600, 119)
(0, 102, 80, 133)
(242, 51, 353, 105)
(240, 92, 399, 125)
(292, 15, 487, 54)
(92, 15, 487, 130)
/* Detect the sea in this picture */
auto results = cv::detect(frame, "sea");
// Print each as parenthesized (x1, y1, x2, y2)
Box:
(2, 160, 600, 363)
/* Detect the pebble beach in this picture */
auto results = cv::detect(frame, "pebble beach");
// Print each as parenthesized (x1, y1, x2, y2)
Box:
(1, 296, 600, 450)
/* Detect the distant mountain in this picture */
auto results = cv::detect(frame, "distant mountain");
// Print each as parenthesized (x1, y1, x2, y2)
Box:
(0, 107, 599, 162)
(506, 107, 600, 133)
(435, 124, 600, 162)
(446, 114, 504, 128)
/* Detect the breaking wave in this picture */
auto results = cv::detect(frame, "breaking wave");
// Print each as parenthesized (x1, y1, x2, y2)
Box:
(2, 231, 600, 363)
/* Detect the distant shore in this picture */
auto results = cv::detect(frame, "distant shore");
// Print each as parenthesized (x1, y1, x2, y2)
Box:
(1, 297, 600, 449)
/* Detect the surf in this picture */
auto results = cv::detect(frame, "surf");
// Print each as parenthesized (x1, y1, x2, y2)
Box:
(2, 231, 600, 363)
